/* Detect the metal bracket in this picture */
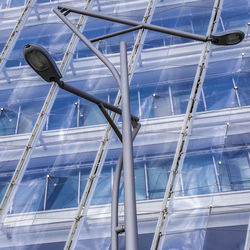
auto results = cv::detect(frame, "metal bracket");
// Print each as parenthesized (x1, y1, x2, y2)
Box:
(115, 225, 125, 234)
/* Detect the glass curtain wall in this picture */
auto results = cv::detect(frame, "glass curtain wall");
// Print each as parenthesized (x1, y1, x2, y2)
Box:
(0, 0, 249, 249)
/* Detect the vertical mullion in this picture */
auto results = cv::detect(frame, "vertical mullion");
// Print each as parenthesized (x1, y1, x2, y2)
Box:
(45, 115, 49, 131)
(201, 87, 207, 111)
(144, 162, 149, 200)
(219, 16, 225, 31)
(168, 85, 174, 115)
(138, 90, 142, 118)
(212, 155, 221, 192)
(15, 105, 21, 134)
(76, 98, 80, 127)
(111, 165, 114, 193)
(108, 94, 111, 115)
(232, 77, 241, 107)
(44, 174, 49, 211)
(78, 170, 81, 205)
(244, 215, 250, 250)
(179, 170, 184, 196)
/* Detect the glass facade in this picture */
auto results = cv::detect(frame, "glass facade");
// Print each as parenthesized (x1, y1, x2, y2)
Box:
(0, 0, 249, 249)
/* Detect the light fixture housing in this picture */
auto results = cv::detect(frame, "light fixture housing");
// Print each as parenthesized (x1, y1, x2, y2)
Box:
(23, 43, 62, 83)
(210, 30, 245, 45)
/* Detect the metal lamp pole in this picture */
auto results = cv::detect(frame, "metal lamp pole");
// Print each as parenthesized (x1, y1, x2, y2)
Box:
(120, 41, 139, 250)
(23, 39, 140, 250)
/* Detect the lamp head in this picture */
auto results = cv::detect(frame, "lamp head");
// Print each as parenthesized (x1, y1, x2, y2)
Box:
(23, 43, 62, 83)
(210, 30, 245, 45)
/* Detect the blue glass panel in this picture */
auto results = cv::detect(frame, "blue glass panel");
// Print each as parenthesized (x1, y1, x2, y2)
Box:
(91, 164, 112, 205)
(200, 75, 238, 111)
(48, 89, 107, 130)
(138, 86, 155, 119)
(10, 0, 25, 8)
(147, 159, 171, 199)
(0, 160, 17, 203)
(11, 147, 95, 212)
(0, 177, 10, 204)
(80, 167, 91, 197)
(0, 25, 15, 54)
(0, 241, 66, 250)
(12, 173, 45, 213)
(237, 72, 250, 106)
(203, 225, 247, 250)
(219, 0, 249, 32)
(130, 88, 140, 117)
(130, 67, 196, 118)
(18, 99, 45, 134)
(48, 93, 78, 130)
(161, 229, 206, 250)
(46, 169, 78, 210)
(217, 150, 250, 192)
(179, 154, 218, 196)
(0, 84, 49, 136)
(75, 233, 154, 250)
(119, 233, 154, 250)
(172, 81, 193, 115)
(134, 164, 146, 200)
(37, 0, 51, 3)
(140, 85, 172, 118)
(0, 108, 18, 135)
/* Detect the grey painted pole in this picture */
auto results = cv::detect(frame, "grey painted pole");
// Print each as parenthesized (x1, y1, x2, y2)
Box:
(120, 41, 139, 250)
(111, 123, 141, 250)
(111, 153, 123, 250)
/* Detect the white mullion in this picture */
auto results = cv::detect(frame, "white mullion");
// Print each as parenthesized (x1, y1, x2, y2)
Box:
(219, 16, 225, 32)
(78, 170, 81, 205)
(138, 90, 142, 118)
(232, 77, 241, 107)
(144, 162, 149, 200)
(201, 87, 207, 111)
(76, 98, 80, 127)
(15, 105, 21, 134)
(168, 85, 174, 115)
(212, 155, 221, 192)
(43, 174, 49, 211)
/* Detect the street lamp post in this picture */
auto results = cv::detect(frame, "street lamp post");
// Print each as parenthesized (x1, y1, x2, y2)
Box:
(23, 42, 140, 250)
(24, 6, 245, 250)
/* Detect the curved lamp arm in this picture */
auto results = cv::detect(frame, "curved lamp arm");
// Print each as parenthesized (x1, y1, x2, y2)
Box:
(53, 7, 122, 89)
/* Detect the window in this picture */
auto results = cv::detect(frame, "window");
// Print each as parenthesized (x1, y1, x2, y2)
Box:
(179, 154, 218, 196)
